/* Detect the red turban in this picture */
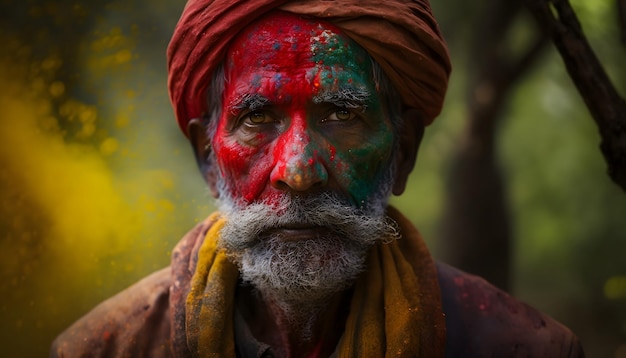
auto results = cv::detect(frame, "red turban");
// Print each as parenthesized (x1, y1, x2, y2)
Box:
(167, 0, 451, 137)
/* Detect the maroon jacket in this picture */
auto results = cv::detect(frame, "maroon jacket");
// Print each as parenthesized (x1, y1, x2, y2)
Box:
(51, 223, 584, 358)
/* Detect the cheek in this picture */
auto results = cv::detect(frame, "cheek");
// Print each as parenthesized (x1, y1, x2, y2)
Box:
(329, 131, 394, 203)
(213, 130, 275, 203)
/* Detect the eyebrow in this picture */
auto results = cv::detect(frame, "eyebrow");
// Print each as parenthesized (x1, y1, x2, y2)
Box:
(227, 87, 371, 115)
(313, 87, 370, 111)
(227, 93, 270, 115)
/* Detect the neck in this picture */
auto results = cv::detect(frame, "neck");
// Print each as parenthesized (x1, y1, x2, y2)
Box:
(238, 285, 351, 358)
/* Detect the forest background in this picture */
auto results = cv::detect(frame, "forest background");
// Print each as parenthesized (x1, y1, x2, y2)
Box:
(0, 0, 625, 357)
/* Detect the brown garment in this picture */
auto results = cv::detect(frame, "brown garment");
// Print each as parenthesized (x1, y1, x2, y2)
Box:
(169, 208, 446, 357)
(51, 216, 584, 358)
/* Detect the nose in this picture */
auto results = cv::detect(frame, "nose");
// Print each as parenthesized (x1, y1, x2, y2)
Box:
(270, 129, 329, 193)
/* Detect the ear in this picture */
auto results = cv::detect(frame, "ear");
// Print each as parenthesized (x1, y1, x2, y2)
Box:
(188, 118, 219, 198)
(392, 108, 424, 196)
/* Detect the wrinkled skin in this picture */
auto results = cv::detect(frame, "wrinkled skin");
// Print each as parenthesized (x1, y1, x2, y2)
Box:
(188, 11, 423, 357)
(213, 14, 394, 208)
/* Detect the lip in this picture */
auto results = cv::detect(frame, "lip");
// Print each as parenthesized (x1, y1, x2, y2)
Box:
(262, 225, 331, 242)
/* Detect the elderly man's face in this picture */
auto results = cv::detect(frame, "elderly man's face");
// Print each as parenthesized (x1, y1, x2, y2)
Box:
(195, 12, 420, 304)
(212, 13, 395, 208)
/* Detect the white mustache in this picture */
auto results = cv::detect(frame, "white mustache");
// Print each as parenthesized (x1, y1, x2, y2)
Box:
(218, 192, 398, 252)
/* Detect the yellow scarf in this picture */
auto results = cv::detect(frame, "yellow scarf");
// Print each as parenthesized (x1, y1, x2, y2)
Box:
(184, 206, 446, 357)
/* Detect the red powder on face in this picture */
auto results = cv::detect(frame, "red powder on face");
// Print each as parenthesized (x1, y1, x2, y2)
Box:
(212, 14, 333, 203)
(210, 12, 394, 206)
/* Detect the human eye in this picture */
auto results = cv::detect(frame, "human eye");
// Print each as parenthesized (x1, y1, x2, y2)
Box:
(241, 111, 275, 127)
(322, 109, 357, 123)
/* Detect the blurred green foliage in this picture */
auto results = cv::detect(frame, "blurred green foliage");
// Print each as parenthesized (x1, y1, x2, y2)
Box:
(0, 0, 624, 357)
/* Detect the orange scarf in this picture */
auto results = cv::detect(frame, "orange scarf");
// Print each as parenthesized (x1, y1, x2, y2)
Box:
(176, 207, 446, 357)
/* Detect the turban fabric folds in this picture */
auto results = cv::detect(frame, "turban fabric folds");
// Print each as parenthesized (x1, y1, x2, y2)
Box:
(167, 0, 451, 137)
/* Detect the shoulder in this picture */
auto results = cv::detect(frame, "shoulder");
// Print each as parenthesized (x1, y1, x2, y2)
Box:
(436, 262, 585, 358)
(51, 267, 173, 358)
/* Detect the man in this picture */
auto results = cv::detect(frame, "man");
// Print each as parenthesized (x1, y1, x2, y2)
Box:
(52, 0, 584, 357)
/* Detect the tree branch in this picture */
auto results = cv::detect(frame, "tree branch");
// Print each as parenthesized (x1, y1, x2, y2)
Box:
(524, 0, 626, 192)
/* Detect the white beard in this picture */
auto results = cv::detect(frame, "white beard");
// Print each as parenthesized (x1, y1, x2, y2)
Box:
(214, 162, 399, 310)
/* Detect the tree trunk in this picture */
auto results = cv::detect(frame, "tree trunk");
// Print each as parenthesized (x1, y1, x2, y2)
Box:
(615, 0, 626, 46)
(439, 0, 548, 291)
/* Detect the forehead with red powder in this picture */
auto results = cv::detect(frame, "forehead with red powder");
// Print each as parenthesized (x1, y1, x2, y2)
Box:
(225, 12, 370, 106)
(212, 11, 395, 207)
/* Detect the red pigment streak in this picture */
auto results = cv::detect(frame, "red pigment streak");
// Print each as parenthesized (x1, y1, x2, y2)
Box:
(212, 12, 393, 207)
(213, 13, 342, 203)
(212, 117, 268, 201)
(214, 138, 255, 176)
(271, 110, 310, 181)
